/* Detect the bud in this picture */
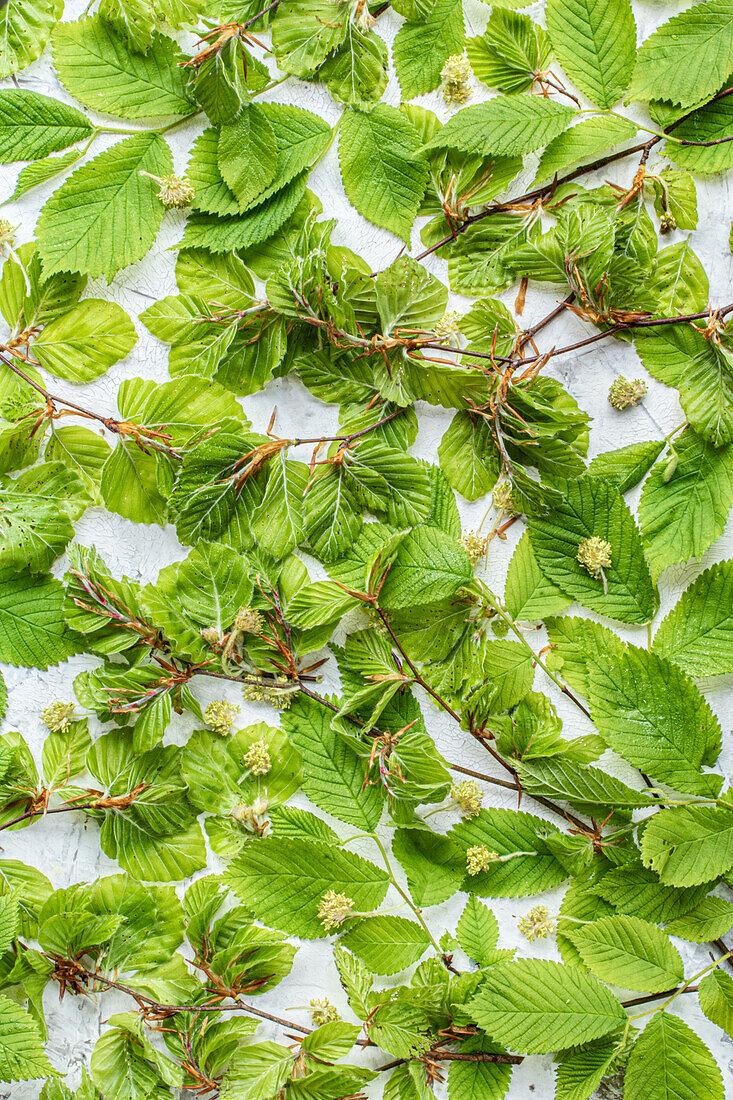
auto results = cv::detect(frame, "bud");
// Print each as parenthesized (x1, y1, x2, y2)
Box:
(204, 699, 240, 735)
(244, 738, 271, 775)
(310, 998, 340, 1026)
(201, 626, 221, 646)
(433, 310, 462, 341)
(492, 480, 518, 517)
(608, 376, 647, 410)
(451, 780, 483, 818)
(659, 212, 677, 235)
(662, 451, 678, 483)
(317, 890, 354, 931)
(139, 172, 195, 209)
(234, 607, 265, 634)
(440, 55, 473, 106)
(41, 701, 75, 733)
(466, 845, 500, 875)
(241, 680, 295, 710)
(576, 535, 612, 581)
(459, 531, 488, 565)
(518, 904, 554, 942)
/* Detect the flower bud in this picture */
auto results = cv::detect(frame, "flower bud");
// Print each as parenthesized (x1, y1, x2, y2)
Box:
(608, 376, 647, 410)
(41, 701, 75, 733)
(466, 845, 500, 875)
(440, 55, 473, 106)
(139, 172, 195, 209)
(662, 451, 679, 483)
(576, 536, 612, 581)
(204, 699, 240, 735)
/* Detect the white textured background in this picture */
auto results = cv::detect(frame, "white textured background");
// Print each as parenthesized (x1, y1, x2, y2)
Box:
(1, 0, 732, 1095)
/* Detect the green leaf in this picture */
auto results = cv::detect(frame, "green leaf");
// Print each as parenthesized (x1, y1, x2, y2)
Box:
(628, 0, 733, 108)
(6, 149, 84, 202)
(0, 0, 62, 78)
(699, 970, 733, 1037)
(587, 648, 722, 797)
(0, 568, 78, 668)
(319, 25, 388, 108)
(456, 895, 499, 966)
(653, 560, 733, 677)
(90, 1026, 175, 1100)
(52, 18, 192, 120)
(423, 97, 576, 158)
(447, 1036, 514, 1100)
(101, 442, 166, 526)
(392, 827, 463, 907)
(0, 90, 92, 163)
(468, 959, 625, 1054)
(393, 0, 464, 99)
(587, 439, 664, 493)
(595, 863, 709, 924)
(218, 105, 277, 210)
(438, 411, 499, 502)
(467, 8, 551, 94)
(503, 532, 572, 621)
(566, 915, 683, 993)
(37, 133, 172, 281)
(449, 808, 568, 897)
(0, 893, 18, 953)
(220, 1042, 292, 1100)
(339, 105, 429, 242)
(226, 836, 389, 938)
(271, 0, 348, 76)
(638, 431, 733, 580)
(527, 475, 657, 624)
(34, 299, 137, 382)
(665, 897, 733, 943)
(378, 526, 472, 610)
(624, 1013, 723, 1100)
(641, 803, 733, 887)
(517, 756, 655, 812)
(546, 0, 636, 108)
(179, 174, 307, 253)
(534, 116, 637, 185)
(340, 915, 431, 975)
(0, 994, 55, 1082)
(646, 240, 709, 317)
(666, 95, 733, 175)
(281, 695, 383, 830)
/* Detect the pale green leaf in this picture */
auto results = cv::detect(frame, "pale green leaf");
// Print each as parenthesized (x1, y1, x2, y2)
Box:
(653, 560, 733, 677)
(423, 97, 576, 158)
(624, 1013, 723, 1100)
(566, 915, 683, 993)
(0, 90, 92, 163)
(641, 803, 733, 886)
(546, 0, 636, 108)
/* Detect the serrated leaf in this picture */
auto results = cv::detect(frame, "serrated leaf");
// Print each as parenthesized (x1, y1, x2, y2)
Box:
(546, 0, 636, 108)
(378, 525, 472, 610)
(504, 532, 572, 621)
(624, 1013, 723, 1100)
(652, 560, 733, 677)
(637, 430, 733, 580)
(449, 807, 568, 897)
(587, 439, 664, 493)
(0, 568, 78, 668)
(468, 959, 625, 1054)
(699, 969, 733, 1037)
(226, 836, 389, 938)
(219, 1042, 292, 1100)
(456, 896, 499, 966)
(218, 105, 277, 210)
(534, 116, 637, 185)
(34, 299, 137, 382)
(339, 105, 429, 242)
(641, 803, 733, 887)
(0, 0, 62, 78)
(341, 915, 430, 975)
(0, 90, 92, 163)
(566, 915, 683, 993)
(0, 994, 55, 1082)
(665, 897, 733, 943)
(628, 0, 733, 108)
(423, 97, 576, 158)
(52, 18, 192, 120)
(587, 648, 722, 797)
(393, 0, 464, 99)
(37, 133, 172, 281)
(7, 149, 83, 201)
(527, 475, 657, 624)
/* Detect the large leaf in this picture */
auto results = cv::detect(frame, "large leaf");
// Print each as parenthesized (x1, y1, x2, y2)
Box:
(33, 299, 137, 382)
(0, 995, 55, 1082)
(423, 97, 576, 157)
(226, 836, 389, 938)
(37, 133, 172, 281)
(0, 90, 92, 163)
(545, 0, 636, 108)
(586, 648, 722, 797)
(220, 1043, 292, 1100)
(527, 475, 657, 624)
(534, 115, 637, 185)
(378, 526, 472, 610)
(624, 1013, 724, 1100)
(393, 0, 464, 99)
(638, 430, 733, 580)
(652, 560, 733, 677)
(281, 695, 383, 830)
(628, 0, 733, 107)
(565, 915, 683, 993)
(449, 808, 568, 898)
(340, 915, 430, 975)
(0, 0, 62, 78)
(52, 17, 192, 119)
(0, 568, 78, 668)
(339, 104, 429, 241)
(640, 803, 733, 886)
(468, 959, 625, 1054)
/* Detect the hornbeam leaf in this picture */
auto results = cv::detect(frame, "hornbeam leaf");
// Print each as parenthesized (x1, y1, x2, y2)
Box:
(226, 836, 389, 938)
(0, 90, 92, 163)
(640, 803, 733, 886)
(423, 97, 576, 158)
(0, 569, 79, 668)
(340, 915, 431, 974)
(628, 0, 733, 108)
(468, 959, 626, 1054)
(393, 0, 464, 99)
(52, 17, 192, 120)
(546, 0, 636, 108)
(0, 0, 62, 78)
(339, 105, 429, 242)
(653, 560, 733, 677)
(624, 1013, 724, 1100)
(0, 995, 55, 1082)
(565, 915, 683, 993)
(36, 133, 172, 281)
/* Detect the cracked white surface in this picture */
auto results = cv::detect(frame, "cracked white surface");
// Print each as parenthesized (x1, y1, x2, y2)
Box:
(1, 0, 732, 1095)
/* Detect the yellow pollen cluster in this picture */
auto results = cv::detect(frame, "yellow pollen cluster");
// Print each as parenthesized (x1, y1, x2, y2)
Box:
(518, 905, 554, 942)
(492, 481, 518, 517)
(433, 310, 462, 340)
(576, 535, 612, 580)
(466, 845, 500, 875)
(310, 998, 341, 1026)
(440, 55, 473, 105)
(451, 780, 483, 818)
(244, 739, 272, 775)
(317, 890, 354, 930)
(140, 171, 195, 208)
(41, 701, 76, 733)
(204, 699, 240, 735)
(460, 531, 489, 565)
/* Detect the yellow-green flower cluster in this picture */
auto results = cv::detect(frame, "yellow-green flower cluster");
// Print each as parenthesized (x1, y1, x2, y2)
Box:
(466, 845, 500, 875)
(608, 376, 647, 410)
(244, 739, 272, 775)
(310, 998, 341, 1026)
(41, 701, 75, 733)
(317, 890, 354, 930)
(451, 780, 483, 818)
(204, 699, 240, 735)
(576, 535, 612, 580)
(518, 905, 554, 942)
(440, 55, 473, 105)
